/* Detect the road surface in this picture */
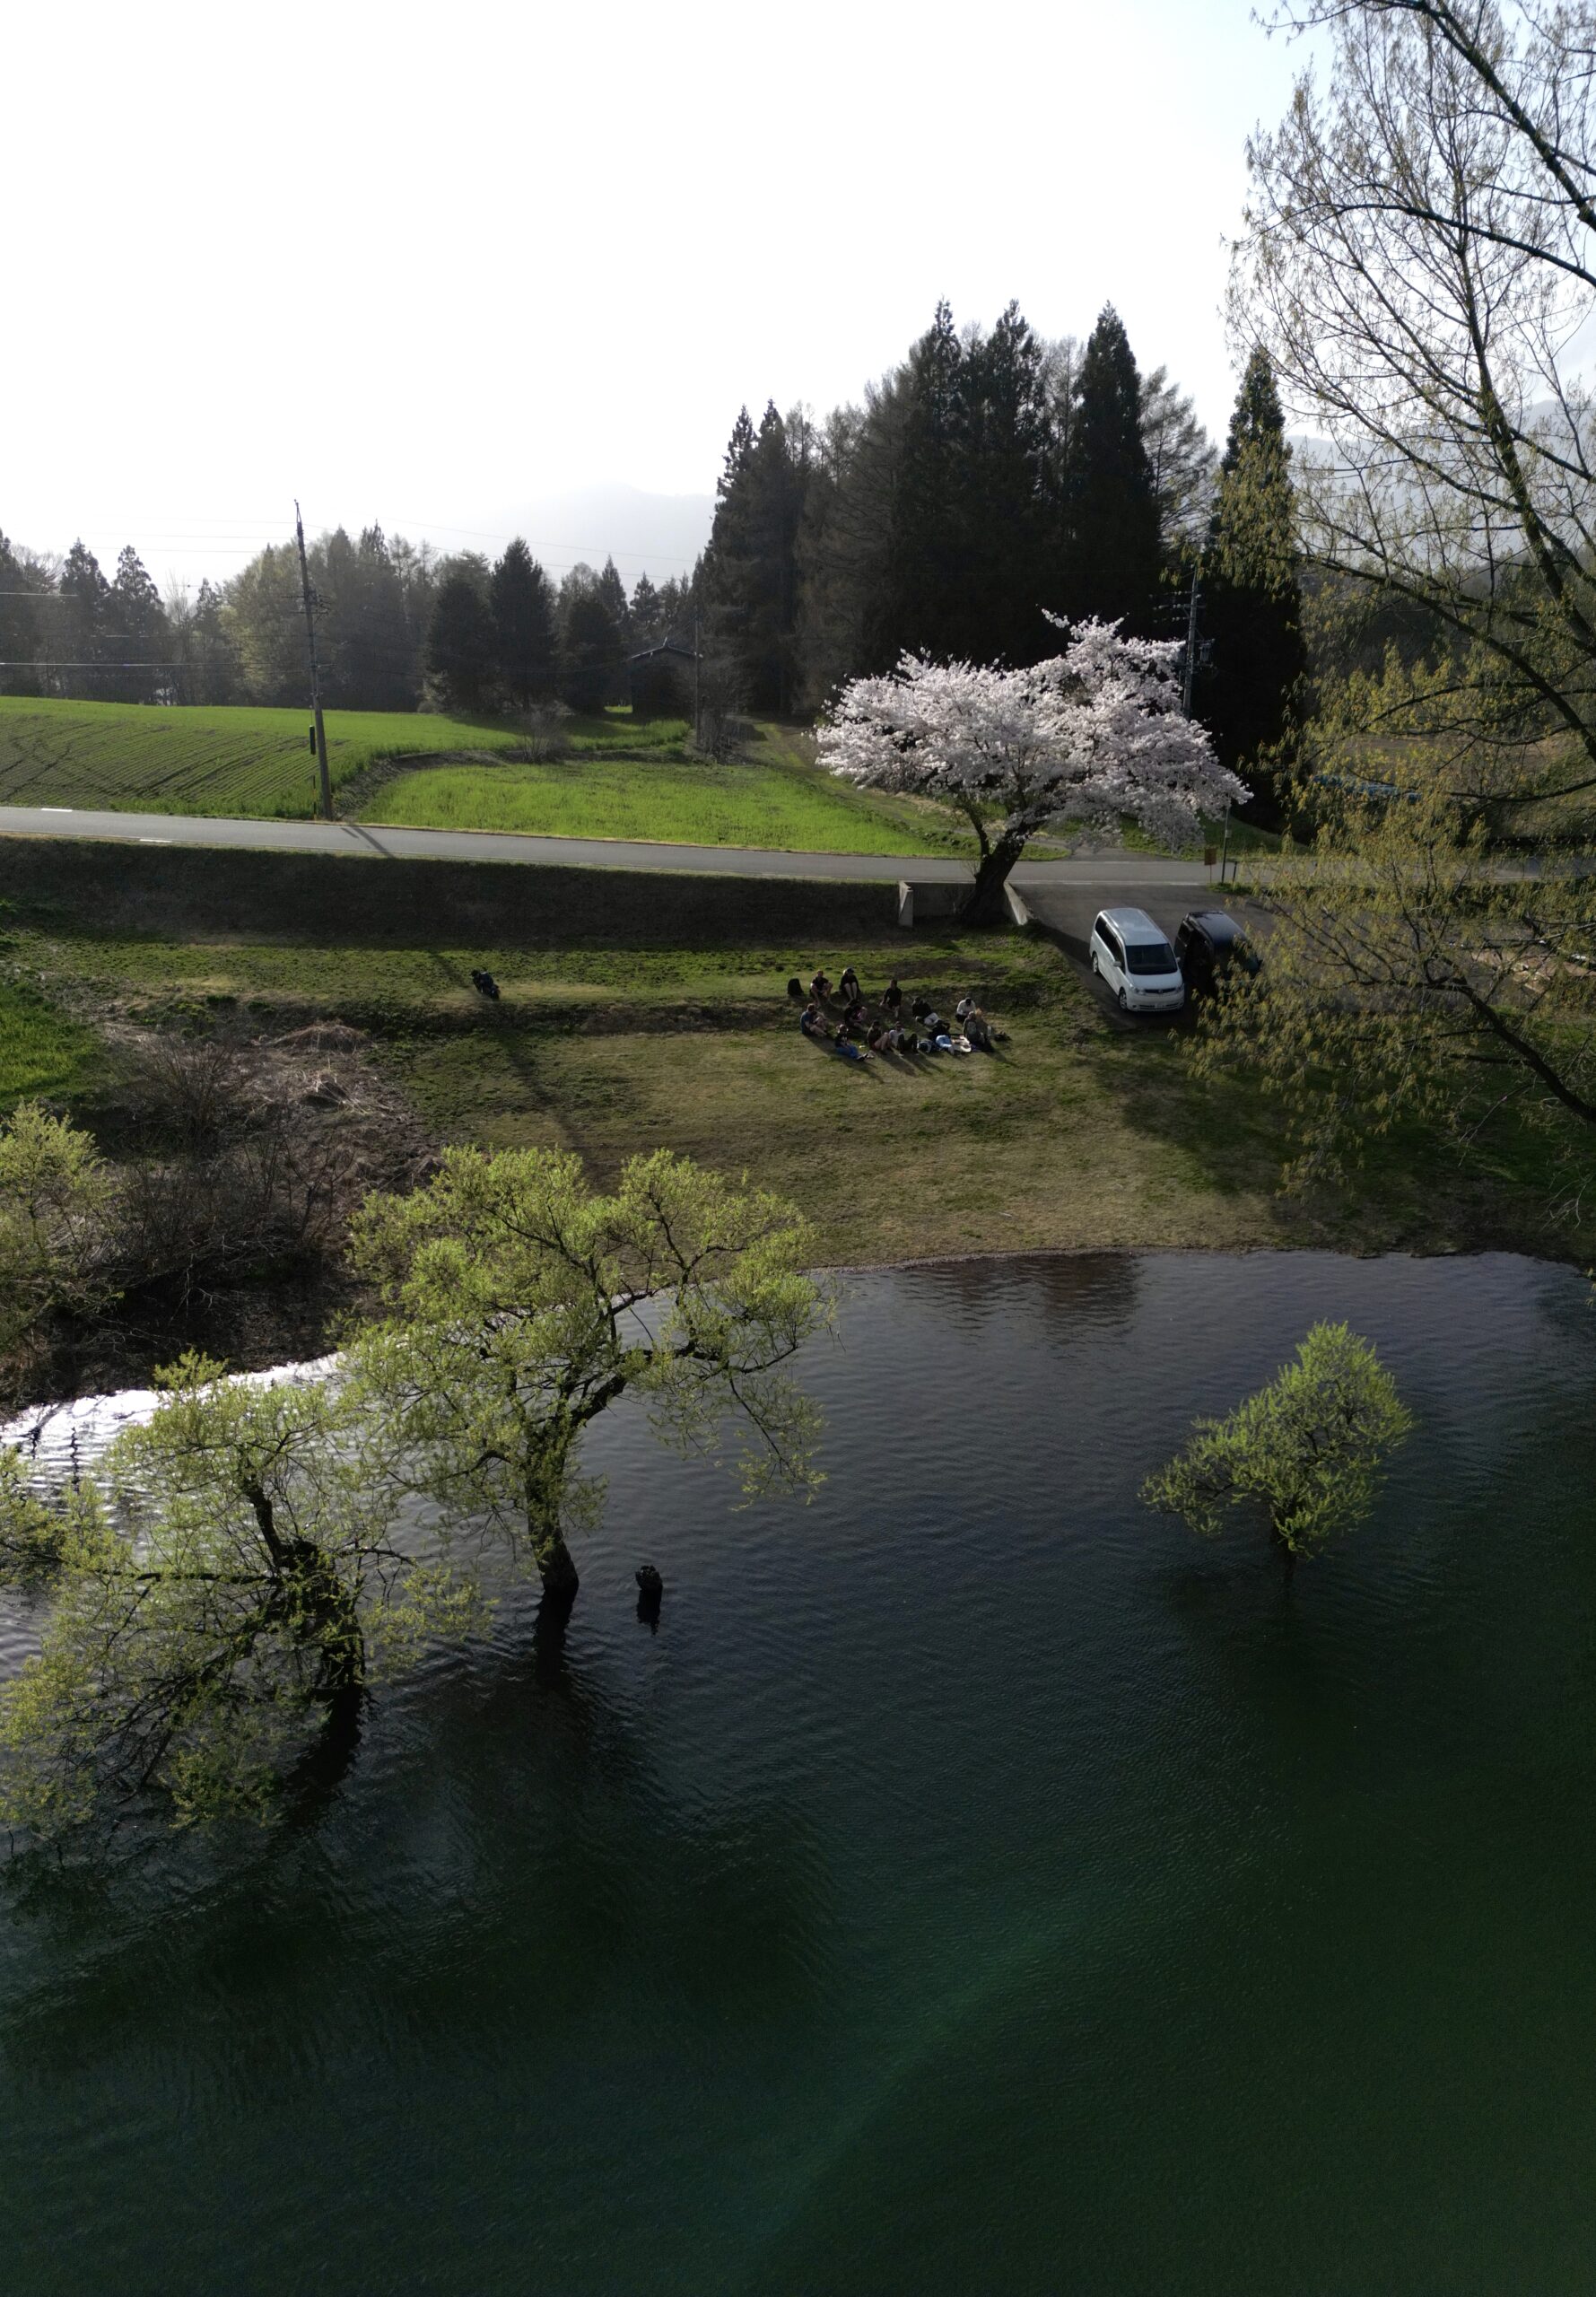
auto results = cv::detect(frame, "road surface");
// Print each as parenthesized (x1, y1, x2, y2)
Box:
(0, 803, 1216, 890)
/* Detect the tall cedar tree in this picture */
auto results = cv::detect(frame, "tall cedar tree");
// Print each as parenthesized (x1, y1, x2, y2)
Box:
(1195, 348, 1306, 809)
(876, 303, 966, 666)
(57, 541, 109, 698)
(561, 588, 623, 714)
(955, 303, 1059, 665)
(1063, 307, 1162, 634)
(106, 546, 169, 702)
(703, 404, 815, 711)
(490, 539, 557, 706)
(0, 533, 41, 696)
(629, 572, 662, 645)
(426, 573, 498, 712)
(595, 556, 631, 644)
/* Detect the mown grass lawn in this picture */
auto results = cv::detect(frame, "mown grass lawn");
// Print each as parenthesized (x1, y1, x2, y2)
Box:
(11, 913, 1570, 1271)
(362, 720, 968, 858)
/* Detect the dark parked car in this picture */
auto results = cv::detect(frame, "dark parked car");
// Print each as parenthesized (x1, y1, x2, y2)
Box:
(1174, 909, 1260, 995)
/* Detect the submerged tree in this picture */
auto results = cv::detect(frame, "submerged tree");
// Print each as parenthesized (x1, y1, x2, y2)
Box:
(1142, 1323, 1413, 1579)
(346, 1146, 829, 1609)
(819, 618, 1243, 922)
(0, 1358, 482, 1835)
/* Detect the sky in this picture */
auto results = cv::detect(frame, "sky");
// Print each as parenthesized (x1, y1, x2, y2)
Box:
(5, 0, 1311, 593)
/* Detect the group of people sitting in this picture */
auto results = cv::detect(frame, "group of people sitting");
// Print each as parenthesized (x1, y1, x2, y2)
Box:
(790, 963, 1006, 1061)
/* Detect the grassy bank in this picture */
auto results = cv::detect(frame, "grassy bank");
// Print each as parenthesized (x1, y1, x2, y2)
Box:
(0, 842, 1571, 1276)
(365, 721, 965, 857)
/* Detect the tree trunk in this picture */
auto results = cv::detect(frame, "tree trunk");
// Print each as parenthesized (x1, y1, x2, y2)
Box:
(960, 834, 1027, 927)
(536, 1532, 580, 1607)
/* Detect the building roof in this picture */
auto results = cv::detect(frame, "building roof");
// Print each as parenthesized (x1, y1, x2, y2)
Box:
(626, 641, 698, 667)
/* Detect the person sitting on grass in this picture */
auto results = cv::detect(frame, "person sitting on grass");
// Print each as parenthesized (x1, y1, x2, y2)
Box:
(960, 1003, 995, 1051)
(841, 997, 868, 1036)
(799, 1000, 831, 1041)
(880, 976, 903, 1018)
(809, 968, 833, 1004)
(838, 964, 861, 1006)
(833, 1033, 871, 1061)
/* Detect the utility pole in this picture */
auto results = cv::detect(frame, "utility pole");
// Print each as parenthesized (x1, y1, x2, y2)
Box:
(1182, 565, 1201, 719)
(294, 500, 334, 820)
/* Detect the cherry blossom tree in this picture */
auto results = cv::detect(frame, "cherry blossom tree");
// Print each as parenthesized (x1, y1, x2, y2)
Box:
(819, 617, 1248, 922)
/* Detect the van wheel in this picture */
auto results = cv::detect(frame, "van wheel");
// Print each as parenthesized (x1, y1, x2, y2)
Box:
(1116, 986, 1128, 1012)
(1090, 952, 1099, 977)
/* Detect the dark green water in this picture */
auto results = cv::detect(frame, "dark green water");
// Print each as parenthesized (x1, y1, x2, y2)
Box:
(4, 1251, 1596, 2296)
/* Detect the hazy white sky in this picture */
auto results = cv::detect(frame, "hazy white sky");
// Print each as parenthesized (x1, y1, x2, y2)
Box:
(7, 0, 1308, 590)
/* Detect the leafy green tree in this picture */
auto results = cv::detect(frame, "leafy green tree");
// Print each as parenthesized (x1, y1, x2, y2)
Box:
(0, 1103, 113, 1368)
(1192, 764, 1596, 1197)
(426, 572, 499, 712)
(347, 1146, 829, 1609)
(1062, 306, 1162, 633)
(490, 537, 557, 706)
(224, 541, 306, 704)
(0, 1358, 481, 1836)
(1142, 1323, 1413, 1578)
(182, 576, 244, 704)
(1194, 349, 1306, 805)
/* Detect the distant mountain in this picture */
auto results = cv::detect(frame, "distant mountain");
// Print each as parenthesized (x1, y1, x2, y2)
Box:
(499, 484, 714, 587)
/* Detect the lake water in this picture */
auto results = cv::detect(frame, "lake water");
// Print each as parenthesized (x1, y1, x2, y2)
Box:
(3, 1252, 1595, 2296)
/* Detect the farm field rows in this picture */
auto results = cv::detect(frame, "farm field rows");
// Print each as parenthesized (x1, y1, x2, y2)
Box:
(0, 697, 532, 818)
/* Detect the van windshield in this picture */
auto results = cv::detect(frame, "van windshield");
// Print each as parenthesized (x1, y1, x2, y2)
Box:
(1125, 939, 1178, 975)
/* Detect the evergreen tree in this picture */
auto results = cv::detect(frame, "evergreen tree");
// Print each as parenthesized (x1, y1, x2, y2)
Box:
(57, 541, 109, 699)
(702, 401, 814, 712)
(595, 555, 630, 643)
(185, 578, 243, 705)
(0, 532, 42, 697)
(489, 538, 557, 707)
(105, 546, 169, 702)
(876, 302, 967, 667)
(1195, 348, 1306, 808)
(1063, 306, 1161, 632)
(1140, 369, 1217, 557)
(954, 302, 1058, 665)
(557, 568, 623, 714)
(629, 572, 662, 645)
(426, 574, 498, 712)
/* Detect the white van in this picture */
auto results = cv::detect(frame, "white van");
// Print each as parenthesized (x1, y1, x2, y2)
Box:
(1088, 907, 1186, 1015)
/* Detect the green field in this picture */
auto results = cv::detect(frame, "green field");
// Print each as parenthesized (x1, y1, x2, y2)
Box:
(0, 699, 967, 855)
(0, 697, 530, 818)
(364, 721, 964, 856)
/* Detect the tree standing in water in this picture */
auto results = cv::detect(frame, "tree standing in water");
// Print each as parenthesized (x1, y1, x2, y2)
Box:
(347, 1145, 828, 1611)
(1142, 1323, 1412, 1581)
(0, 1357, 480, 1834)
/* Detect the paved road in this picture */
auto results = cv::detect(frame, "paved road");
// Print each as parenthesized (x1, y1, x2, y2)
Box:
(0, 803, 1215, 890)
